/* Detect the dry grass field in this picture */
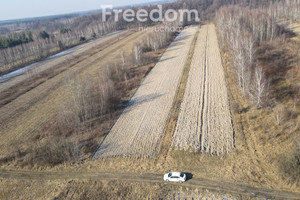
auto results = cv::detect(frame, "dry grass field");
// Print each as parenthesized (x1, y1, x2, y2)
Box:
(0, 178, 242, 200)
(0, 29, 151, 159)
(172, 24, 234, 155)
(94, 26, 199, 158)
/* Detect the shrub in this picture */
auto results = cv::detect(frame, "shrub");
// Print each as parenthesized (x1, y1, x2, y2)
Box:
(60, 28, 71, 34)
(142, 45, 153, 53)
(80, 36, 86, 41)
(30, 137, 81, 166)
(107, 63, 128, 82)
(39, 30, 50, 39)
(0, 32, 33, 49)
(59, 74, 115, 131)
(280, 137, 300, 181)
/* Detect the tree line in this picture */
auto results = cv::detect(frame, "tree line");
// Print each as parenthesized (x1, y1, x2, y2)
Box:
(0, 19, 117, 75)
(215, 0, 300, 107)
(215, 0, 300, 182)
(1, 0, 295, 75)
(0, 32, 33, 49)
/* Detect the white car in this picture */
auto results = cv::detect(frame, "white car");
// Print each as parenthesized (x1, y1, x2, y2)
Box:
(163, 172, 186, 183)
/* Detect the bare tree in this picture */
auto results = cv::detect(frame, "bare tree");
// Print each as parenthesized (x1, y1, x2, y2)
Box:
(134, 45, 142, 66)
(244, 32, 256, 68)
(215, 5, 281, 99)
(275, 104, 285, 125)
(250, 66, 269, 106)
(232, 38, 251, 96)
(120, 51, 125, 70)
(60, 73, 115, 131)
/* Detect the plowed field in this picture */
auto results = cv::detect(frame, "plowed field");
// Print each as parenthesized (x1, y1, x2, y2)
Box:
(172, 25, 234, 155)
(94, 26, 199, 158)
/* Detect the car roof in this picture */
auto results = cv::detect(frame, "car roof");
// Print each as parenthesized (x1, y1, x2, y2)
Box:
(170, 172, 182, 176)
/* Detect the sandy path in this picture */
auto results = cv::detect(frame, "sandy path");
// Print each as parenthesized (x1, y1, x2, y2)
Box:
(94, 26, 198, 158)
(172, 24, 234, 155)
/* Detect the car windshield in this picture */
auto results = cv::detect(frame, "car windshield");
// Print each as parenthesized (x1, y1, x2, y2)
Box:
(180, 173, 184, 177)
(168, 173, 172, 177)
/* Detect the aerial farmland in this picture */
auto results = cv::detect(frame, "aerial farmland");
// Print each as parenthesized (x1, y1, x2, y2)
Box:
(0, 0, 300, 199)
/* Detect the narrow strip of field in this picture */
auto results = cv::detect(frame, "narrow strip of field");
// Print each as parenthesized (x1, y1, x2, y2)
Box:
(94, 26, 199, 158)
(172, 24, 234, 155)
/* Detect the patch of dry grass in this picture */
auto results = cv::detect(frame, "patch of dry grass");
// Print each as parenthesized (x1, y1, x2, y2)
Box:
(0, 178, 243, 200)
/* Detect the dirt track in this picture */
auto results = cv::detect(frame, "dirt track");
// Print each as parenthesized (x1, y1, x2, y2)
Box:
(94, 26, 199, 158)
(172, 25, 234, 155)
(1, 169, 300, 200)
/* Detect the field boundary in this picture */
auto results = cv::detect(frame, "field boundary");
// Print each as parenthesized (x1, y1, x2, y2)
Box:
(199, 25, 208, 152)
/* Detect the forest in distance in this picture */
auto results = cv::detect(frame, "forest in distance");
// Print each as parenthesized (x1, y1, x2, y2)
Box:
(0, 0, 297, 76)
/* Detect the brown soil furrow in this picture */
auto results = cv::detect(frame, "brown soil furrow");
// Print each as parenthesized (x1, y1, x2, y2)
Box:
(201, 26, 209, 152)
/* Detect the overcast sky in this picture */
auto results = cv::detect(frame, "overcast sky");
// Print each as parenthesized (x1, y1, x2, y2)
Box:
(0, 0, 161, 21)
